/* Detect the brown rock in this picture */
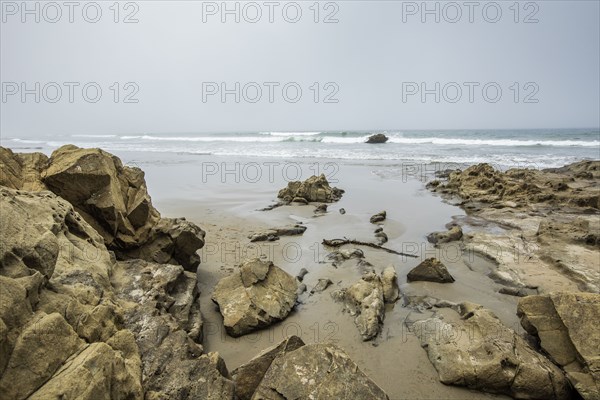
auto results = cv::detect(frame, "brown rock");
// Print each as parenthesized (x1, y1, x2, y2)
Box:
(407, 258, 455, 283)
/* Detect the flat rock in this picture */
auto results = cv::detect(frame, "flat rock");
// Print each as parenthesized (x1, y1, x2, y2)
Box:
(407, 258, 455, 283)
(212, 259, 298, 337)
(252, 342, 389, 399)
(414, 303, 573, 399)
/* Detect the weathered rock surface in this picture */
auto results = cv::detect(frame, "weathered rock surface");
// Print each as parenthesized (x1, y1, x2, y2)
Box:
(0, 147, 48, 191)
(231, 336, 305, 400)
(277, 174, 344, 203)
(381, 265, 400, 303)
(333, 272, 385, 340)
(212, 258, 298, 337)
(366, 133, 389, 144)
(248, 225, 307, 242)
(252, 341, 389, 399)
(407, 258, 455, 283)
(414, 303, 573, 399)
(427, 225, 463, 244)
(370, 210, 386, 223)
(518, 293, 600, 399)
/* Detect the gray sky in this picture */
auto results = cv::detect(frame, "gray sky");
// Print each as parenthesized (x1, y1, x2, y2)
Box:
(1, 0, 599, 136)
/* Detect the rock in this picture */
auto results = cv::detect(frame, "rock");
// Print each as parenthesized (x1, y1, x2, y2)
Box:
(498, 286, 530, 297)
(310, 278, 333, 294)
(39, 145, 205, 270)
(248, 225, 307, 242)
(365, 133, 389, 144)
(334, 272, 385, 341)
(326, 248, 364, 267)
(370, 211, 386, 223)
(314, 203, 328, 213)
(427, 225, 463, 244)
(0, 312, 85, 399)
(296, 268, 309, 281)
(231, 336, 305, 400)
(375, 231, 388, 245)
(407, 258, 455, 283)
(252, 342, 389, 399)
(277, 174, 344, 203)
(291, 196, 308, 204)
(211, 259, 298, 337)
(381, 266, 399, 303)
(414, 303, 573, 399)
(0, 147, 49, 191)
(296, 283, 307, 295)
(339, 208, 346, 214)
(517, 293, 600, 399)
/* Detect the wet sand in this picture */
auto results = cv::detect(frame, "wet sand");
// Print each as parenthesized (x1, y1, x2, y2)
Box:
(125, 153, 522, 399)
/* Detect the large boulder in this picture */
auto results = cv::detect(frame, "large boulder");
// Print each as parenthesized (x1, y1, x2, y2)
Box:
(212, 258, 298, 337)
(277, 174, 344, 203)
(414, 302, 573, 399)
(365, 133, 388, 144)
(332, 271, 385, 341)
(518, 293, 600, 399)
(251, 342, 389, 399)
(407, 258, 455, 283)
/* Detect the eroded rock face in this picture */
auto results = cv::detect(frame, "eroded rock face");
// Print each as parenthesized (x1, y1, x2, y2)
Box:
(251, 341, 389, 400)
(407, 258, 455, 283)
(0, 147, 48, 191)
(518, 293, 600, 400)
(277, 174, 344, 203)
(212, 258, 298, 337)
(414, 303, 573, 399)
(333, 272, 385, 341)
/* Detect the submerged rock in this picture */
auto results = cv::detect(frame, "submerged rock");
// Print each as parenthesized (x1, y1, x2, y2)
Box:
(251, 341, 390, 399)
(212, 258, 298, 337)
(248, 225, 307, 242)
(414, 303, 573, 399)
(407, 258, 455, 283)
(518, 293, 600, 399)
(277, 174, 344, 203)
(366, 133, 389, 144)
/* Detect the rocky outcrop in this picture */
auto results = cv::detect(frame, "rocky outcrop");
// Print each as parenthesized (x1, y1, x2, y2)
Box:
(381, 265, 400, 303)
(212, 258, 298, 337)
(0, 145, 206, 271)
(248, 339, 390, 399)
(277, 174, 344, 203)
(414, 302, 573, 399)
(332, 271, 385, 340)
(231, 336, 305, 400)
(248, 225, 307, 242)
(518, 293, 600, 399)
(366, 133, 389, 144)
(407, 258, 455, 283)
(427, 225, 463, 244)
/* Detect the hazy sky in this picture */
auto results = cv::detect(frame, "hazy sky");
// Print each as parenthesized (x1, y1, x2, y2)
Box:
(1, 1, 599, 136)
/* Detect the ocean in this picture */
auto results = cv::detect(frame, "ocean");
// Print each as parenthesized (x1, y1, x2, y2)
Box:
(3, 128, 599, 170)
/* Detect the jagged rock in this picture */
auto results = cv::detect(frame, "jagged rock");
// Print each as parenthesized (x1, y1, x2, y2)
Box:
(407, 258, 455, 283)
(370, 211, 386, 223)
(310, 278, 333, 294)
(365, 133, 389, 144)
(0, 147, 48, 191)
(252, 342, 389, 399)
(333, 272, 385, 340)
(414, 303, 573, 399)
(36, 145, 205, 270)
(211, 259, 298, 337)
(231, 336, 305, 400)
(381, 266, 399, 303)
(248, 225, 307, 242)
(517, 293, 600, 399)
(427, 225, 463, 244)
(277, 174, 344, 203)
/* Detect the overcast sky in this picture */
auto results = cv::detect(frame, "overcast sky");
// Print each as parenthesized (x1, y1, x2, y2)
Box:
(1, 1, 599, 136)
